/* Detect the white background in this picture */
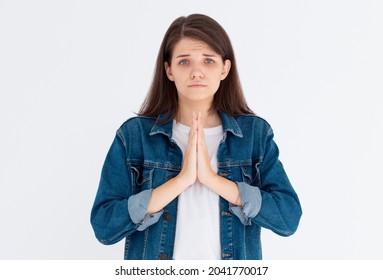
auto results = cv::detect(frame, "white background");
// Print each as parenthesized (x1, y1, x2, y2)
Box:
(0, 0, 382, 259)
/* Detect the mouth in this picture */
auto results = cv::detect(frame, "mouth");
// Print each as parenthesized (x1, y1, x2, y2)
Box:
(188, 84, 207, 88)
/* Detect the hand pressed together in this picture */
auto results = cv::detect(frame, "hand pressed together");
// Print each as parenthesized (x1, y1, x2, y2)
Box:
(147, 112, 241, 214)
(178, 111, 218, 188)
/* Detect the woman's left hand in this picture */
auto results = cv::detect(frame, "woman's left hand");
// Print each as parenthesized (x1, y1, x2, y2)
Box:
(194, 112, 241, 205)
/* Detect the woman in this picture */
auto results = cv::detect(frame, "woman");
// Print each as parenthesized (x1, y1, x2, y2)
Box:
(91, 14, 302, 260)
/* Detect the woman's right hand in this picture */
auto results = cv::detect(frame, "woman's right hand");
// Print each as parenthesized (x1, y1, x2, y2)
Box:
(176, 111, 198, 187)
(146, 112, 197, 214)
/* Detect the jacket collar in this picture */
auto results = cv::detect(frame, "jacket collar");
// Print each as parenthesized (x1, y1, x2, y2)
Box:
(149, 112, 243, 139)
(219, 112, 243, 138)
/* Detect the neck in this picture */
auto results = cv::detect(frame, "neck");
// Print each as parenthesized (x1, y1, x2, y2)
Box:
(176, 100, 221, 128)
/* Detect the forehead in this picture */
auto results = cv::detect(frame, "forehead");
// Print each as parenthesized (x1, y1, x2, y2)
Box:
(172, 38, 217, 56)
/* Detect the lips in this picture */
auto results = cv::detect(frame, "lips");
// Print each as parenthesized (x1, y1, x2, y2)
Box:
(188, 84, 207, 88)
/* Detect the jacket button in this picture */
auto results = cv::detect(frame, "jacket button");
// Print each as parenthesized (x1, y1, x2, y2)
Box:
(159, 253, 167, 260)
(163, 212, 171, 221)
(221, 211, 232, 216)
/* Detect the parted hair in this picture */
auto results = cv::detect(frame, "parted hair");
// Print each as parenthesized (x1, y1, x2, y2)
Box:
(138, 14, 254, 122)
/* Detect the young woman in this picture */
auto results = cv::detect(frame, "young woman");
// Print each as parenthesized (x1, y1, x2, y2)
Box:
(91, 14, 302, 260)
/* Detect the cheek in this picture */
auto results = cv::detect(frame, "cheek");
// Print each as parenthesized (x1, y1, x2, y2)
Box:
(171, 72, 187, 84)
(172, 78, 185, 92)
(212, 72, 224, 84)
(210, 74, 224, 91)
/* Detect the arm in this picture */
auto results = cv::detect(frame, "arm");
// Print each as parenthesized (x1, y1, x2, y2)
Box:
(229, 126, 302, 236)
(91, 119, 198, 244)
(196, 113, 243, 206)
(146, 113, 198, 214)
(249, 127, 302, 236)
(199, 117, 301, 236)
(90, 132, 140, 245)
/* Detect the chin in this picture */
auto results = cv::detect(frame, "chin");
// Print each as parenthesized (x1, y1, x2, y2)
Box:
(187, 95, 214, 102)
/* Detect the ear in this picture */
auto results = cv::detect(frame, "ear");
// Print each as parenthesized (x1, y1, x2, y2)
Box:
(164, 62, 174, 81)
(220, 59, 231, 80)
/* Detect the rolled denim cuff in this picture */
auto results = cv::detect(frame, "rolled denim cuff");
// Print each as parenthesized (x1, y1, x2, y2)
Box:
(229, 182, 262, 225)
(128, 189, 163, 231)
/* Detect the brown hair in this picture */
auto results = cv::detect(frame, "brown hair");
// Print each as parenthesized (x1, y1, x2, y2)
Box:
(138, 14, 254, 122)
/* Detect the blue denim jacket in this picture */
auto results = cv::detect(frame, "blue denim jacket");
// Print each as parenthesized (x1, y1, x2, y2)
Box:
(91, 112, 302, 260)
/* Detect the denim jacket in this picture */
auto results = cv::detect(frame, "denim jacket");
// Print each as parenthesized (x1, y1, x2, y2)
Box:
(91, 112, 302, 260)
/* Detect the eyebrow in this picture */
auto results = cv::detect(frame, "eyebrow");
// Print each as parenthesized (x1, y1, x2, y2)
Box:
(175, 54, 217, 58)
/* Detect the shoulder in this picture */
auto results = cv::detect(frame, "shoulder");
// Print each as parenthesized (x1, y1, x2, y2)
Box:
(118, 115, 156, 130)
(116, 115, 157, 140)
(234, 114, 273, 136)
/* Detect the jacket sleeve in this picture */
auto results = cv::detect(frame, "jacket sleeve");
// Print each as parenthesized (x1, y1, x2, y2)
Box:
(230, 126, 302, 236)
(90, 131, 162, 245)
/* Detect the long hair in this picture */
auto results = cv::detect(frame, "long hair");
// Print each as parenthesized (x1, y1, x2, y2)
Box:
(138, 14, 254, 122)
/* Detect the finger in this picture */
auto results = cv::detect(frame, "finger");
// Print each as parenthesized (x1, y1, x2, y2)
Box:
(192, 111, 198, 146)
(187, 111, 196, 145)
(197, 112, 205, 147)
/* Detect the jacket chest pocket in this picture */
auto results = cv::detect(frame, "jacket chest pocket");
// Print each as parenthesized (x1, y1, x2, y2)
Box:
(240, 159, 263, 187)
(130, 165, 154, 193)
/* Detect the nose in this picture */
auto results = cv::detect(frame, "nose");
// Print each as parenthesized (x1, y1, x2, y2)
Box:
(190, 66, 204, 79)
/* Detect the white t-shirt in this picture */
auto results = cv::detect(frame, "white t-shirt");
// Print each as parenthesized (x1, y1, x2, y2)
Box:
(171, 120, 224, 260)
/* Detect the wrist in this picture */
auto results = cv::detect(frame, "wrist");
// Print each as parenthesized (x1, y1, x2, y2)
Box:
(174, 173, 194, 190)
(200, 172, 220, 189)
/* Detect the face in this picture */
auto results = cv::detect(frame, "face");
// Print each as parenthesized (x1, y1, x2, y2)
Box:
(165, 38, 231, 106)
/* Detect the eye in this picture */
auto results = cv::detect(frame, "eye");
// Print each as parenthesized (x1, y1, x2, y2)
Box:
(205, 58, 215, 64)
(178, 60, 189, 65)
